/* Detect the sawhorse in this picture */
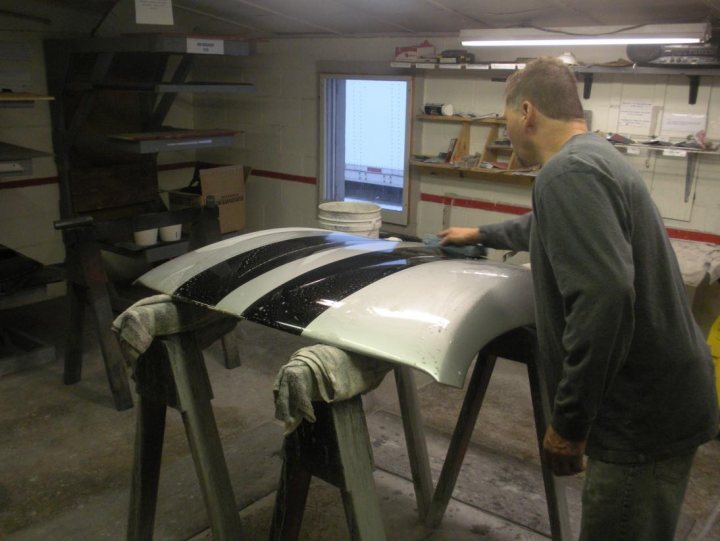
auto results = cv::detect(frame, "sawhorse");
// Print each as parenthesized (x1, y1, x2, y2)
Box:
(127, 321, 243, 540)
(425, 327, 572, 540)
(268, 366, 433, 541)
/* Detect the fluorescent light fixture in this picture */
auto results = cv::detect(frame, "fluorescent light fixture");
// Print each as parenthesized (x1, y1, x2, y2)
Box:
(460, 23, 710, 47)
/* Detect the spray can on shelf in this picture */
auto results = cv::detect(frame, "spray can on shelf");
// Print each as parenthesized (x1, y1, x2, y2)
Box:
(424, 103, 454, 116)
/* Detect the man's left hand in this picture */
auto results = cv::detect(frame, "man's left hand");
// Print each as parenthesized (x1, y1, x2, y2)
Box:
(542, 425, 587, 476)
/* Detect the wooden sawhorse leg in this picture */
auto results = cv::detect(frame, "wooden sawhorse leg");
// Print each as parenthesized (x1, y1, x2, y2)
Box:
(425, 347, 497, 528)
(424, 329, 572, 541)
(269, 397, 386, 541)
(127, 333, 243, 540)
(63, 227, 133, 411)
(394, 366, 433, 520)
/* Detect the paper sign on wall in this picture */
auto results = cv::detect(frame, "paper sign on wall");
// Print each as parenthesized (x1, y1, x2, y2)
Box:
(135, 0, 174, 26)
(618, 101, 656, 134)
(661, 113, 707, 136)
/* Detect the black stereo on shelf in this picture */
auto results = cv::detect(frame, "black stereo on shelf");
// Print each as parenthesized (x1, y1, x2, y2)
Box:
(626, 42, 720, 66)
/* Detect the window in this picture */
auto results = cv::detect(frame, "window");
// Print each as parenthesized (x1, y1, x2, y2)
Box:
(320, 75, 412, 225)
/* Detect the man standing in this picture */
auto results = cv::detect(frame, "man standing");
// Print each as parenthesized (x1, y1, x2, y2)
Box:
(439, 57, 718, 540)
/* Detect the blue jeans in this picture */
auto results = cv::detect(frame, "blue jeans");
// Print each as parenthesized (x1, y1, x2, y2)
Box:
(579, 452, 696, 541)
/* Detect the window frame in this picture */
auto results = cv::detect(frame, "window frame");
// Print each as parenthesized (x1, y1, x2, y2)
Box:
(319, 73, 413, 226)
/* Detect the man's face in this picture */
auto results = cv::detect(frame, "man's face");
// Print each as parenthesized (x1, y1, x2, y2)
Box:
(504, 102, 536, 167)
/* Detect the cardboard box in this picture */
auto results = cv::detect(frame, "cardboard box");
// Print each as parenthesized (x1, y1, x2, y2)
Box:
(169, 164, 246, 234)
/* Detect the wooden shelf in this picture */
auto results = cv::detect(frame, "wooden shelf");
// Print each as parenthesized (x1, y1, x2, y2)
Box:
(0, 141, 52, 177)
(611, 142, 720, 157)
(0, 92, 53, 102)
(105, 128, 237, 154)
(410, 160, 534, 185)
(416, 114, 505, 124)
(65, 81, 256, 94)
(486, 144, 513, 152)
(0, 92, 54, 109)
(66, 35, 255, 56)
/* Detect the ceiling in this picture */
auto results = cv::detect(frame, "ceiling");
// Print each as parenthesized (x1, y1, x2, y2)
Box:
(1, 0, 719, 38)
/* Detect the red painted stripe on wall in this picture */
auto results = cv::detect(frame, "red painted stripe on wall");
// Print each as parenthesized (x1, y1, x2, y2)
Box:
(666, 228, 720, 245)
(421, 192, 720, 245)
(251, 169, 317, 185)
(0, 176, 58, 189)
(157, 161, 198, 171)
(420, 192, 530, 216)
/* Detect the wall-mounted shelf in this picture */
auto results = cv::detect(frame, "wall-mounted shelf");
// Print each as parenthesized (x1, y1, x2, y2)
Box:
(105, 128, 237, 154)
(67, 35, 255, 56)
(0, 92, 54, 108)
(0, 141, 52, 177)
(416, 113, 505, 124)
(410, 160, 534, 186)
(64, 81, 256, 94)
(414, 113, 523, 180)
(611, 142, 720, 157)
(393, 61, 720, 104)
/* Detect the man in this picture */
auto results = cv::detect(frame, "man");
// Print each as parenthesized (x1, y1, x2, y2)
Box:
(439, 57, 718, 540)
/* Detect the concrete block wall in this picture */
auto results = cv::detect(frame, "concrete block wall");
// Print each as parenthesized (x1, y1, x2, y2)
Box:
(1, 31, 719, 289)
(0, 34, 61, 266)
(191, 38, 720, 247)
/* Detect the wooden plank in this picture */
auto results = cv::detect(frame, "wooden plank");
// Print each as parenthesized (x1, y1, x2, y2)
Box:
(0, 92, 53, 102)
(416, 114, 505, 124)
(165, 334, 244, 540)
(425, 349, 497, 528)
(332, 397, 387, 541)
(268, 447, 313, 541)
(87, 281, 134, 411)
(394, 366, 433, 520)
(526, 354, 572, 541)
(410, 161, 535, 186)
(63, 281, 86, 385)
(127, 395, 167, 541)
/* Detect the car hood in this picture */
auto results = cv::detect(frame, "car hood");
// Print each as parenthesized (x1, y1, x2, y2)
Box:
(136, 227, 534, 387)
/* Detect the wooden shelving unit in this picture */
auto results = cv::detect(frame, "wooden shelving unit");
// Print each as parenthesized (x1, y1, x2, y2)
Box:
(413, 114, 535, 184)
(42, 34, 256, 410)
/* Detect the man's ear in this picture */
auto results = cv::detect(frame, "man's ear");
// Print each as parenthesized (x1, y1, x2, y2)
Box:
(521, 101, 536, 128)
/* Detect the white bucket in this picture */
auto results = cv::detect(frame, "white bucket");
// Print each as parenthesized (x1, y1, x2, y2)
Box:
(133, 228, 158, 246)
(159, 224, 182, 242)
(317, 201, 382, 238)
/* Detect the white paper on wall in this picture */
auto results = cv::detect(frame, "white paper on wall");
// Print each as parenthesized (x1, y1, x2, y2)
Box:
(661, 113, 707, 137)
(617, 101, 657, 135)
(135, 0, 174, 25)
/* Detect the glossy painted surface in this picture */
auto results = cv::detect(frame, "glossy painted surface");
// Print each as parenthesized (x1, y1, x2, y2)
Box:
(137, 227, 534, 387)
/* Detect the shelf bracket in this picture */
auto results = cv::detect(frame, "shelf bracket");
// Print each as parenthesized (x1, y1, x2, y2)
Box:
(687, 75, 700, 105)
(146, 54, 194, 130)
(684, 153, 698, 203)
(581, 73, 593, 100)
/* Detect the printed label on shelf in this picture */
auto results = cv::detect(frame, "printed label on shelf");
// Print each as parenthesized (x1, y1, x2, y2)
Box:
(663, 149, 688, 157)
(186, 38, 225, 55)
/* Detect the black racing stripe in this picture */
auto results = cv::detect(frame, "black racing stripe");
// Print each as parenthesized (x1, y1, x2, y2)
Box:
(174, 232, 375, 306)
(242, 246, 445, 334)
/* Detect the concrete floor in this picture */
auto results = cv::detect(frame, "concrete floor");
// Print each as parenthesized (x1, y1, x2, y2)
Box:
(0, 295, 719, 540)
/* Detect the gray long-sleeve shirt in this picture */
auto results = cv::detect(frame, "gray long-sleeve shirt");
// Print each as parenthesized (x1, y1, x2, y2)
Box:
(483, 133, 718, 463)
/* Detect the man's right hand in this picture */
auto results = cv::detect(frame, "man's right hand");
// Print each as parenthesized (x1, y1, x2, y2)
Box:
(437, 227, 481, 246)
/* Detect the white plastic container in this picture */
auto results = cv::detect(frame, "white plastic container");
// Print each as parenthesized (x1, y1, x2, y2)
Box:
(159, 224, 182, 242)
(133, 228, 158, 246)
(317, 201, 382, 238)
